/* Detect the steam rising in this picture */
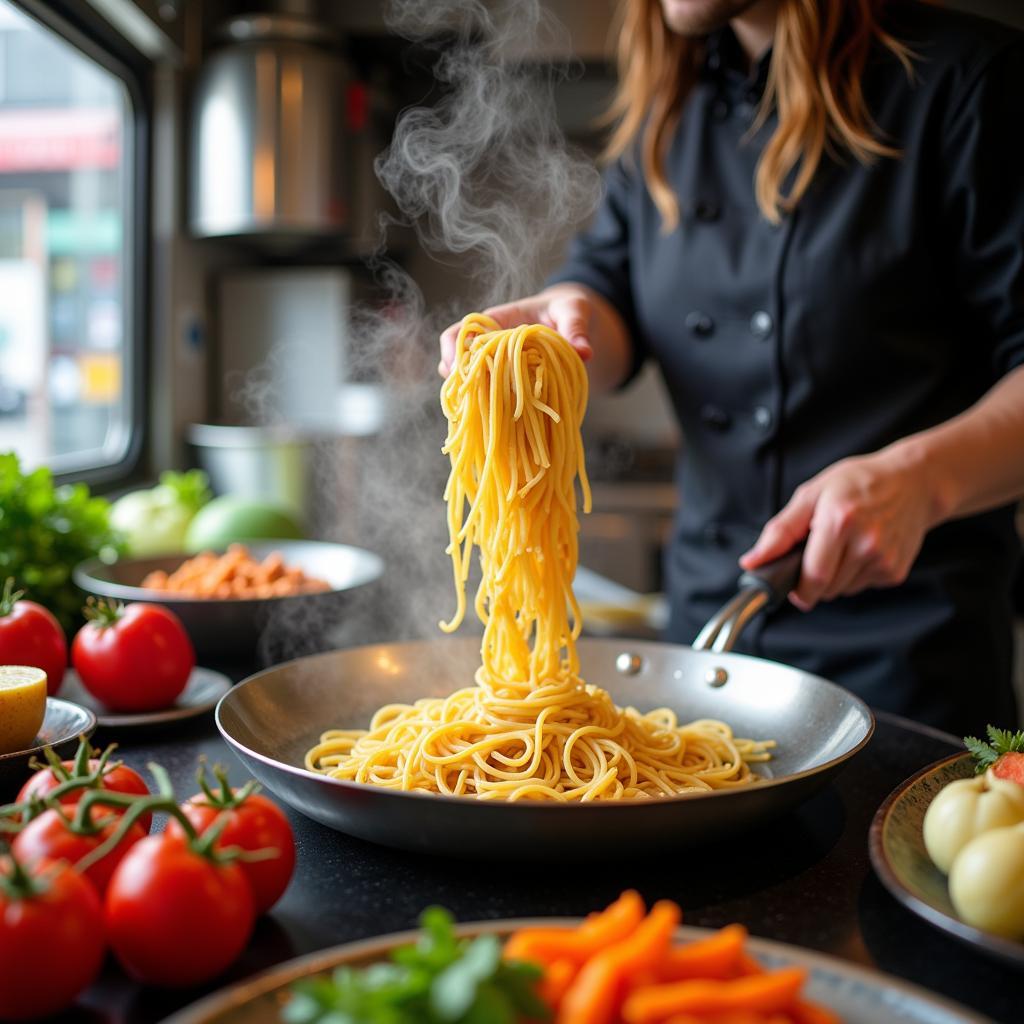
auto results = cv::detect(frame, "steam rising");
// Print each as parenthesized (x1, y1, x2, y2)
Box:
(377, 0, 601, 307)
(256, 0, 602, 662)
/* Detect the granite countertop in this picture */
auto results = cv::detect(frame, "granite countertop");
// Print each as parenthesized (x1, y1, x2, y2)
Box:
(22, 709, 1018, 1024)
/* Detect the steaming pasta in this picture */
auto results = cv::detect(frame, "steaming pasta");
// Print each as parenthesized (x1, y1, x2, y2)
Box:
(304, 314, 774, 800)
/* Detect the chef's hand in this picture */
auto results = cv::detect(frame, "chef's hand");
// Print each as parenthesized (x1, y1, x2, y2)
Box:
(438, 284, 595, 377)
(739, 449, 935, 611)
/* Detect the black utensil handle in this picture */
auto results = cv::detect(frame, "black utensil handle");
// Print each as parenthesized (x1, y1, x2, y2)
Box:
(737, 542, 805, 609)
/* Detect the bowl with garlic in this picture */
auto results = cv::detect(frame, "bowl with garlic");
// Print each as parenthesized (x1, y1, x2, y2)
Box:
(869, 726, 1024, 969)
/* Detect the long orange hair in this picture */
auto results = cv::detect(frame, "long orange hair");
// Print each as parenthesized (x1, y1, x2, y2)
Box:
(604, 0, 914, 228)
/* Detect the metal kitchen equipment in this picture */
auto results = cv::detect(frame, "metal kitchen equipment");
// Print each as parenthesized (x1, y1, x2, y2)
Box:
(693, 546, 804, 653)
(190, 13, 350, 238)
(216, 550, 874, 858)
(187, 423, 314, 524)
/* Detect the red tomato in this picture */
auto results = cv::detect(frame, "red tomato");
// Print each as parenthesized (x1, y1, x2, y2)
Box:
(104, 832, 254, 987)
(0, 857, 105, 1019)
(17, 757, 152, 832)
(12, 808, 147, 896)
(0, 580, 67, 696)
(71, 601, 194, 713)
(169, 790, 295, 913)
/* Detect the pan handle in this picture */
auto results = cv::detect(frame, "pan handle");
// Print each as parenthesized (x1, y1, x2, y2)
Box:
(736, 542, 805, 610)
(691, 543, 804, 654)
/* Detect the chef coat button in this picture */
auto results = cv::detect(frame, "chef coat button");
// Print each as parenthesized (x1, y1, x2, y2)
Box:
(703, 522, 726, 546)
(700, 404, 732, 431)
(706, 50, 722, 72)
(686, 311, 715, 338)
(749, 310, 773, 339)
(694, 199, 720, 222)
(752, 405, 773, 431)
(710, 97, 730, 121)
(744, 86, 762, 106)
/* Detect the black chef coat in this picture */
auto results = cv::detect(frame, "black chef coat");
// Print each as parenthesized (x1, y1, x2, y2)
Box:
(550, 4, 1024, 734)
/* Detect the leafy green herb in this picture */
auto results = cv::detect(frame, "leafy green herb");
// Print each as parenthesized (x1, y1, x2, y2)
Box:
(157, 469, 211, 515)
(964, 724, 1024, 774)
(0, 453, 122, 631)
(282, 908, 549, 1024)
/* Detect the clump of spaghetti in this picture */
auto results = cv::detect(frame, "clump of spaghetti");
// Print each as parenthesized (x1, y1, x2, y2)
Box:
(305, 314, 773, 800)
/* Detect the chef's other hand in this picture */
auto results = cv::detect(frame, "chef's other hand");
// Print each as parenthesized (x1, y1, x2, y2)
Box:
(739, 449, 934, 611)
(438, 285, 595, 377)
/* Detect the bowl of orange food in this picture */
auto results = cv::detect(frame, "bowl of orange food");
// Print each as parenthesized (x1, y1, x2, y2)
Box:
(74, 540, 383, 664)
(166, 891, 985, 1024)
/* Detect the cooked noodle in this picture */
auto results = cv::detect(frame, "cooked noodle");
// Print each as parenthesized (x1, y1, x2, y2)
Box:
(305, 314, 773, 800)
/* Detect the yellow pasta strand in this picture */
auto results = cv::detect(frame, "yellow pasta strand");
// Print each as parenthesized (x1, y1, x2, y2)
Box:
(305, 315, 773, 800)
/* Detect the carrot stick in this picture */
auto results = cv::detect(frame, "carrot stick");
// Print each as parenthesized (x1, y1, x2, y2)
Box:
(658, 925, 748, 981)
(663, 1013, 773, 1024)
(737, 953, 765, 976)
(576, 891, 647, 942)
(538, 958, 576, 1009)
(792, 999, 843, 1024)
(622, 967, 807, 1023)
(558, 901, 681, 1024)
(505, 889, 645, 964)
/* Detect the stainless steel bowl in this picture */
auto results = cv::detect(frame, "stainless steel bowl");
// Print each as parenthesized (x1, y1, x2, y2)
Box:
(74, 540, 383, 664)
(216, 636, 874, 858)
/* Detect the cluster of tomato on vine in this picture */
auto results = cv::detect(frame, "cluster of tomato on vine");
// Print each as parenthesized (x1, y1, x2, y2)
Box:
(0, 738, 296, 1019)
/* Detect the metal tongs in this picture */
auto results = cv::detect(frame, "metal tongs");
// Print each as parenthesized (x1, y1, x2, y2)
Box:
(692, 545, 804, 653)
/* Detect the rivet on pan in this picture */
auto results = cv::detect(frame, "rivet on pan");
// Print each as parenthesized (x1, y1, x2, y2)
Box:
(615, 652, 644, 676)
(705, 667, 729, 688)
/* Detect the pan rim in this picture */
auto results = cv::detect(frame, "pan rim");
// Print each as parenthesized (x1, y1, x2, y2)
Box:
(215, 637, 877, 811)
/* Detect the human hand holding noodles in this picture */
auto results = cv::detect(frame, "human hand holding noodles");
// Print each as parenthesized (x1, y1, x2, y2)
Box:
(438, 283, 632, 393)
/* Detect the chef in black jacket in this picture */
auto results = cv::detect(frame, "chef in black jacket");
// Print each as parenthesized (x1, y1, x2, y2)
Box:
(440, 0, 1024, 735)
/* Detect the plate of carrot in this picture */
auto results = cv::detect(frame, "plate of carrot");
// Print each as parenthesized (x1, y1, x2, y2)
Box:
(167, 892, 985, 1024)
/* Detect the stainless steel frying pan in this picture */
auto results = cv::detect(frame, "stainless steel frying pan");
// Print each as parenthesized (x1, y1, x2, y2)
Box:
(216, 550, 874, 857)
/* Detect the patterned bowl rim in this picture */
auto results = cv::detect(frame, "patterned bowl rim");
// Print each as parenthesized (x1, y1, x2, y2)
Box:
(868, 750, 1024, 970)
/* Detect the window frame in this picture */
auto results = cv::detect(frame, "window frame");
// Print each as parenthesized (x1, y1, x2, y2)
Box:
(5, 0, 150, 487)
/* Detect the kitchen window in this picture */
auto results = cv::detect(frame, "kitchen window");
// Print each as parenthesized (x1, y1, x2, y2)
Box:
(0, 0, 140, 478)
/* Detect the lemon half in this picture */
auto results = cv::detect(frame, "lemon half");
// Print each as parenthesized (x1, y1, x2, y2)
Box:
(0, 665, 47, 755)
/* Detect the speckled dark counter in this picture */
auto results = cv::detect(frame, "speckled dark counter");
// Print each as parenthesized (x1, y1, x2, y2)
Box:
(27, 709, 1019, 1024)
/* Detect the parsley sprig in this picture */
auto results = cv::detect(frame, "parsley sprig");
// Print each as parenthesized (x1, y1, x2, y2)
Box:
(0, 452, 122, 630)
(283, 908, 549, 1024)
(964, 725, 1024, 774)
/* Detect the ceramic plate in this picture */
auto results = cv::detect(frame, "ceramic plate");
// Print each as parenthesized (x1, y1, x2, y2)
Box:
(60, 667, 231, 728)
(869, 752, 1024, 970)
(165, 921, 985, 1024)
(0, 697, 97, 792)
